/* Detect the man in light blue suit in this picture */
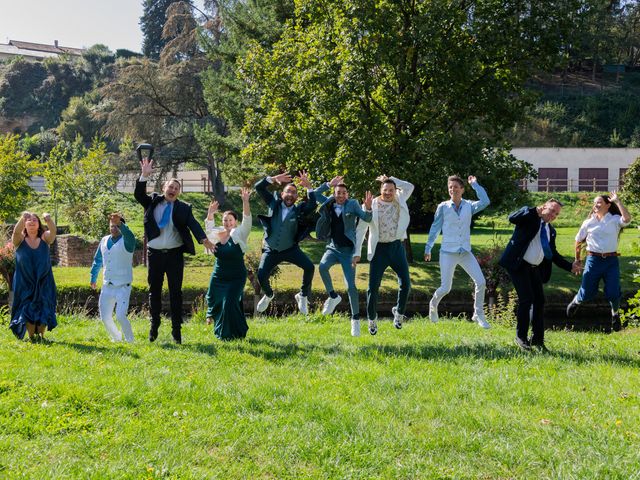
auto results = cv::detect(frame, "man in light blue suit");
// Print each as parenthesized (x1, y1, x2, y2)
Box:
(315, 176, 373, 336)
(424, 175, 491, 328)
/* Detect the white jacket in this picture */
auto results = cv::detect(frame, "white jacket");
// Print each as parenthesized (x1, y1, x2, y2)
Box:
(355, 176, 414, 260)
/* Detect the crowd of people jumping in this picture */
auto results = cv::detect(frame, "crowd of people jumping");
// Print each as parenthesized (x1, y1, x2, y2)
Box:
(8, 157, 632, 351)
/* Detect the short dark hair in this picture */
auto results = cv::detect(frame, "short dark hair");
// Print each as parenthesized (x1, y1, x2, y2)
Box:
(381, 179, 396, 188)
(447, 175, 464, 187)
(282, 183, 298, 193)
(223, 210, 238, 220)
(544, 198, 564, 208)
(334, 183, 348, 190)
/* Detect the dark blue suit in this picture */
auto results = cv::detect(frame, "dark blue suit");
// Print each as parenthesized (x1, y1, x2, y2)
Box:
(499, 206, 573, 345)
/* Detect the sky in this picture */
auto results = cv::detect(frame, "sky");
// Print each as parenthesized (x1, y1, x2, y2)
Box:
(0, 0, 205, 53)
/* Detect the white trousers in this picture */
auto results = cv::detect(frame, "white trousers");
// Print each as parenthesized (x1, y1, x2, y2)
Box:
(99, 283, 134, 342)
(431, 251, 486, 318)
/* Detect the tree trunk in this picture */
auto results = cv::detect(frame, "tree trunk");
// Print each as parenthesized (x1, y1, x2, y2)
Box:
(207, 156, 226, 205)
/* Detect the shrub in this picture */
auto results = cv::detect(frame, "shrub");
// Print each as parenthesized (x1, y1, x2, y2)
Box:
(0, 242, 15, 289)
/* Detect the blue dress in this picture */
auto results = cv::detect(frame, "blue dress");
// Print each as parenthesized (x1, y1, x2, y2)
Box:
(10, 239, 57, 339)
(205, 239, 248, 340)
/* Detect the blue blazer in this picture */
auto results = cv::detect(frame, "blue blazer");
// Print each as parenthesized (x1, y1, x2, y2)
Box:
(314, 183, 372, 250)
(499, 206, 572, 283)
(254, 177, 318, 244)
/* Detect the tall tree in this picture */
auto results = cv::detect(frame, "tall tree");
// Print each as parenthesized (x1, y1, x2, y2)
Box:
(140, 0, 192, 59)
(198, 0, 295, 186)
(238, 0, 578, 209)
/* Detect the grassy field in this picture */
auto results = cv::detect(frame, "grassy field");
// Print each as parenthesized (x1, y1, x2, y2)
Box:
(0, 314, 639, 479)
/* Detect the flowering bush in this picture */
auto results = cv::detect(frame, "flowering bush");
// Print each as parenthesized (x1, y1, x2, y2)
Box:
(475, 236, 510, 300)
(0, 242, 15, 289)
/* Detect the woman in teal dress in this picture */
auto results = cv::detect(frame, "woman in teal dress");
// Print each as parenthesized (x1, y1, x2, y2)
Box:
(10, 211, 57, 341)
(205, 188, 252, 340)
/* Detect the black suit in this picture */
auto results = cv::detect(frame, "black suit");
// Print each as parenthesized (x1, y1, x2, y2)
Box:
(135, 179, 207, 341)
(499, 206, 573, 345)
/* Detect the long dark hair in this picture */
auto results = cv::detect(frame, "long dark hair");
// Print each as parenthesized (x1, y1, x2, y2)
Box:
(22, 213, 44, 238)
(599, 195, 621, 217)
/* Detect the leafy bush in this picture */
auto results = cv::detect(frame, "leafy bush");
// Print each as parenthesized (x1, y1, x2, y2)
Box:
(0, 242, 15, 289)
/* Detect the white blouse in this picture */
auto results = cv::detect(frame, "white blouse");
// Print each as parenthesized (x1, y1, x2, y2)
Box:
(576, 213, 628, 254)
(205, 214, 252, 253)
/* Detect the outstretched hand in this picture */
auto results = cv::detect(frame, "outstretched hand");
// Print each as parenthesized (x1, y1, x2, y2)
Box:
(240, 187, 251, 202)
(140, 158, 154, 177)
(363, 191, 373, 210)
(208, 200, 219, 217)
(376, 174, 389, 183)
(328, 175, 344, 188)
(571, 260, 583, 275)
(610, 190, 619, 203)
(297, 170, 312, 189)
(271, 173, 292, 185)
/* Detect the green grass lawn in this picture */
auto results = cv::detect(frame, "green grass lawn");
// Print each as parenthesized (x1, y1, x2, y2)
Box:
(1, 315, 638, 478)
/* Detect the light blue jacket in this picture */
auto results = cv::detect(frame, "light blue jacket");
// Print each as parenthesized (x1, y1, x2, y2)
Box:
(424, 182, 490, 255)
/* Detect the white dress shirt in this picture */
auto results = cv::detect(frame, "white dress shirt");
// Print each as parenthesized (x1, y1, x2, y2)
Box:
(523, 221, 549, 266)
(576, 213, 628, 253)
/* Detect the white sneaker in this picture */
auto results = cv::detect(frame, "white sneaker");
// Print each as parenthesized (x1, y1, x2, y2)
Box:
(322, 295, 342, 315)
(473, 314, 491, 329)
(391, 306, 404, 329)
(351, 319, 360, 337)
(256, 294, 274, 313)
(295, 293, 308, 315)
(429, 298, 439, 323)
(368, 318, 378, 336)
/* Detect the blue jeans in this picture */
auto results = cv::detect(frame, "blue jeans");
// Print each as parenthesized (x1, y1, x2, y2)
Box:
(576, 256, 621, 311)
(319, 244, 359, 319)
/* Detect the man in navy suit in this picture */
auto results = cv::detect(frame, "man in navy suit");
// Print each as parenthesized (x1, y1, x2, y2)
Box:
(254, 171, 319, 315)
(135, 158, 214, 344)
(499, 199, 581, 351)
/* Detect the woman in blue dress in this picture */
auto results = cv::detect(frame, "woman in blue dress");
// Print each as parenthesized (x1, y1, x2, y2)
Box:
(10, 211, 57, 341)
(204, 188, 252, 340)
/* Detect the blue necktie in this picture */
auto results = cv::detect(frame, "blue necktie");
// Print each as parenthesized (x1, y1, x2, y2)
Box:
(540, 221, 552, 260)
(157, 202, 173, 229)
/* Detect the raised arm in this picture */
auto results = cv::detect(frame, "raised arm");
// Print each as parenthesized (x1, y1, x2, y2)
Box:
(389, 176, 415, 201)
(12, 212, 27, 247)
(610, 191, 631, 224)
(134, 158, 154, 208)
(468, 176, 490, 214)
(508, 206, 534, 225)
(235, 187, 253, 242)
(41, 213, 56, 245)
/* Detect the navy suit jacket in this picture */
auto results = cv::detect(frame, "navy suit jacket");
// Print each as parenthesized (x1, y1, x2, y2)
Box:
(254, 177, 318, 245)
(134, 180, 206, 255)
(499, 206, 573, 283)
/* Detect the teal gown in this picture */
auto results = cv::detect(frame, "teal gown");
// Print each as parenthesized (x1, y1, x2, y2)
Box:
(206, 238, 248, 340)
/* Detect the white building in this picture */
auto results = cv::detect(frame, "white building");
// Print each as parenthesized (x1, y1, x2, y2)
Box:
(511, 148, 640, 192)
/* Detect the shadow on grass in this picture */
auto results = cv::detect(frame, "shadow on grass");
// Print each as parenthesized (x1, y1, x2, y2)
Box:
(230, 337, 640, 368)
(159, 342, 218, 356)
(56, 341, 141, 359)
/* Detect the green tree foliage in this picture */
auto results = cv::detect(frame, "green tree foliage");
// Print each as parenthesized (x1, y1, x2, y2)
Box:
(57, 92, 104, 143)
(238, 0, 569, 209)
(621, 154, 640, 204)
(0, 135, 40, 223)
(41, 139, 118, 238)
(141, 0, 191, 59)
(198, 0, 295, 185)
(103, 2, 227, 198)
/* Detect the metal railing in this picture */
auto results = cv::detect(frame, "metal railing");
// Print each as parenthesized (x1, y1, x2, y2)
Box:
(521, 178, 624, 193)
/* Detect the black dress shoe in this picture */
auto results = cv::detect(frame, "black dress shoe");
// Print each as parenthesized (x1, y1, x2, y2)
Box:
(612, 313, 622, 332)
(514, 337, 531, 351)
(149, 326, 158, 342)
